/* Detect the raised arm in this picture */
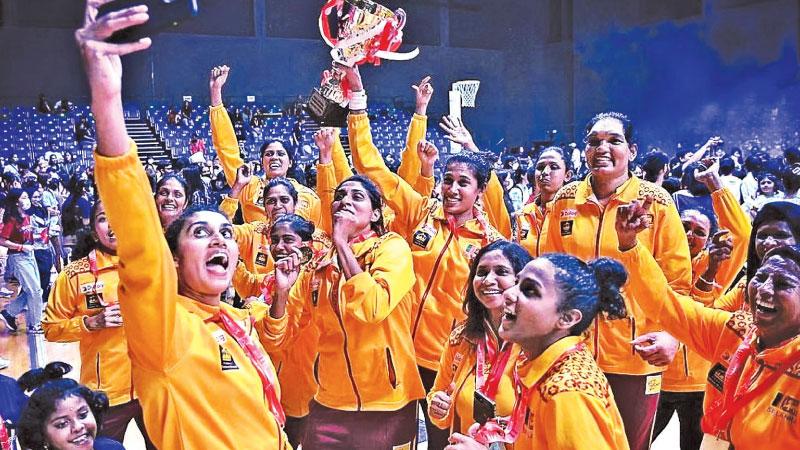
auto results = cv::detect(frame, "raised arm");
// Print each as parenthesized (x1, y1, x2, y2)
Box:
(315, 127, 353, 185)
(79, 2, 181, 370)
(615, 199, 733, 360)
(219, 165, 251, 220)
(396, 76, 431, 193)
(342, 65, 429, 235)
(440, 116, 512, 238)
(209, 65, 245, 186)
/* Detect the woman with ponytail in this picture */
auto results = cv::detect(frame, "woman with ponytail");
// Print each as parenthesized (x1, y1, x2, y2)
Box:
(445, 254, 630, 450)
(42, 200, 155, 449)
(17, 362, 124, 450)
(338, 64, 503, 449)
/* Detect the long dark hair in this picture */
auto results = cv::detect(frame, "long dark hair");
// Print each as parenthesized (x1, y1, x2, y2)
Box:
(746, 201, 800, 286)
(463, 240, 532, 341)
(72, 200, 106, 260)
(2, 188, 27, 223)
(271, 214, 314, 242)
(62, 175, 89, 235)
(335, 175, 386, 236)
(17, 362, 109, 450)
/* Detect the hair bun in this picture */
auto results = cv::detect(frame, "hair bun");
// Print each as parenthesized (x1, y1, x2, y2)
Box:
(588, 257, 628, 319)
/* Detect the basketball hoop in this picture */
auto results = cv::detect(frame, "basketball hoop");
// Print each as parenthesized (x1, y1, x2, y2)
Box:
(452, 80, 480, 108)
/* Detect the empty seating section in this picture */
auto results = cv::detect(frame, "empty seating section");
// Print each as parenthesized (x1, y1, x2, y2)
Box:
(0, 101, 451, 163)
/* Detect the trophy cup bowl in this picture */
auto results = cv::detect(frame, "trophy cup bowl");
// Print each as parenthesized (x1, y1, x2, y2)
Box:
(308, 0, 417, 127)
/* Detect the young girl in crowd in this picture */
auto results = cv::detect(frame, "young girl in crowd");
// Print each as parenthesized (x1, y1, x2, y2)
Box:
(77, 4, 290, 448)
(340, 65, 504, 449)
(427, 241, 531, 440)
(209, 65, 321, 224)
(514, 146, 573, 256)
(539, 111, 692, 450)
(616, 198, 800, 449)
(0, 189, 44, 339)
(446, 254, 631, 450)
(744, 172, 785, 219)
(261, 173, 424, 449)
(42, 200, 156, 449)
(17, 362, 124, 450)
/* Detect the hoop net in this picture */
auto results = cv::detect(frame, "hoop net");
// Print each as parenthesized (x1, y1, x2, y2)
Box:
(452, 80, 480, 108)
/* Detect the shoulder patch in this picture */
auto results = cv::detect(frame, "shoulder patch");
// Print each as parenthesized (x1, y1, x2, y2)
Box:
(554, 182, 580, 202)
(538, 347, 612, 405)
(64, 258, 91, 279)
(449, 321, 468, 346)
(638, 181, 673, 206)
(253, 221, 270, 235)
(724, 310, 753, 339)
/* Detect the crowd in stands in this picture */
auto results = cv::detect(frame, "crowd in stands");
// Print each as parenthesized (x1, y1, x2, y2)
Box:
(2, 3, 800, 450)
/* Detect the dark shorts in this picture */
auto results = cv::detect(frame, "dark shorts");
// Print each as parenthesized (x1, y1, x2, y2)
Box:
(606, 373, 662, 450)
(303, 400, 419, 450)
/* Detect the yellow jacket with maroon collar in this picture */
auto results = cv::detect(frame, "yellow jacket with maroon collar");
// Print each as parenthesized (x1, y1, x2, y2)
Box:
(43, 250, 134, 407)
(514, 198, 548, 257)
(620, 243, 800, 448)
(348, 112, 504, 371)
(665, 186, 751, 392)
(95, 144, 290, 450)
(539, 175, 693, 375)
(427, 322, 519, 435)
(260, 232, 424, 411)
(513, 336, 629, 450)
(210, 104, 320, 224)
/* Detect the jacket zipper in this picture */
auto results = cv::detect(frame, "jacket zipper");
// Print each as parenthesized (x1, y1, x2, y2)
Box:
(95, 353, 101, 388)
(412, 229, 455, 337)
(330, 274, 362, 410)
(683, 346, 689, 377)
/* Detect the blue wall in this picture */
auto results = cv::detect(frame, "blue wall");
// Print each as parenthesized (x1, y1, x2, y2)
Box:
(1, 0, 799, 151)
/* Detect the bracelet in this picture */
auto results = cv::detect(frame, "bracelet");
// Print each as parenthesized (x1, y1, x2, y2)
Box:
(349, 90, 368, 111)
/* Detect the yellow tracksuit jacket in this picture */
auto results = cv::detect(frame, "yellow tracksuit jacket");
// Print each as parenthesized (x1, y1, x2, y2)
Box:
(260, 232, 425, 411)
(512, 336, 630, 450)
(210, 104, 320, 224)
(664, 186, 751, 392)
(95, 144, 290, 450)
(348, 113, 504, 371)
(427, 322, 519, 435)
(620, 243, 800, 448)
(514, 198, 547, 257)
(43, 250, 134, 407)
(539, 175, 693, 375)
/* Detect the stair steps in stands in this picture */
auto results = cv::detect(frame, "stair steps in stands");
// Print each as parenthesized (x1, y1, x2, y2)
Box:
(125, 118, 169, 162)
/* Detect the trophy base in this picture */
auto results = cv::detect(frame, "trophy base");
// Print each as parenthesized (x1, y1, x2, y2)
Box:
(307, 89, 348, 128)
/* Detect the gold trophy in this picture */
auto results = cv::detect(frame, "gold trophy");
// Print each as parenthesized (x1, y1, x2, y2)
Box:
(308, 0, 419, 126)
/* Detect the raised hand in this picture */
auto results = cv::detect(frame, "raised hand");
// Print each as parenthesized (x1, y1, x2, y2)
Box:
(706, 230, 733, 273)
(229, 164, 252, 199)
(209, 65, 230, 106)
(615, 196, 654, 251)
(332, 210, 361, 245)
(412, 75, 433, 116)
(76, 1, 152, 100)
(417, 140, 439, 178)
(274, 249, 302, 293)
(337, 63, 364, 92)
(77, 0, 151, 157)
(440, 115, 477, 152)
(314, 128, 338, 164)
(694, 157, 722, 191)
(85, 303, 123, 330)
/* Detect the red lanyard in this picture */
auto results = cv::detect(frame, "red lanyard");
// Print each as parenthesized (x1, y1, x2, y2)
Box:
(348, 229, 376, 245)
(207, 310, 286, 426)
(470, 342, 584, 445)
(446, 207, 490, 250)
(705, 328, 800, 438)
(475, 331, 513, 400)
(0, 414, 11, 450)
(260, 274, 276, 305)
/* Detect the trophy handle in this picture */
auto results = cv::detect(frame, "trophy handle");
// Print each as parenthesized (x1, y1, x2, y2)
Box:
(394, 8, 406, 30)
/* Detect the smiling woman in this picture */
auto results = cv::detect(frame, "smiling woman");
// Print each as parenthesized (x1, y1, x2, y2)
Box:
(616, 197, 800, 449)
(154, 174, 189, 230)
(76, 1, 290, 448)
